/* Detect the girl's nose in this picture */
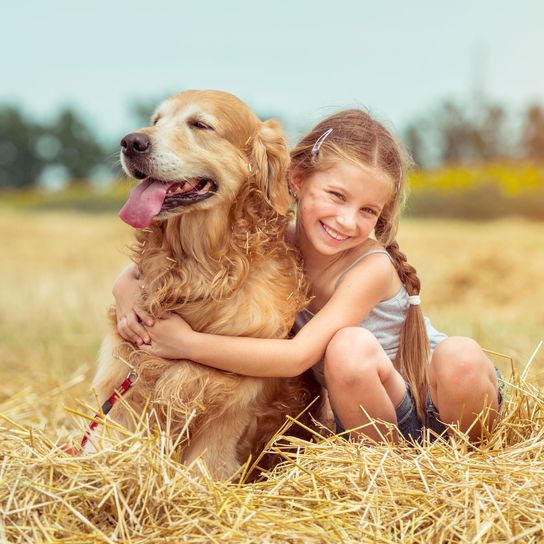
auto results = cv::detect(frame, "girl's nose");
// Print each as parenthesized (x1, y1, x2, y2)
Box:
(337, 209, 357, 231)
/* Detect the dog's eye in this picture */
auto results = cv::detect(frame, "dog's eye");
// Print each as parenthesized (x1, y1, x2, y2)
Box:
(188, 119, 213, 130)
(151, 115, 161, 126)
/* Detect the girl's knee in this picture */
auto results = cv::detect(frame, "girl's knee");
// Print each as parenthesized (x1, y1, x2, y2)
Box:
(324, 327, 383, 386)
(430, 336, 493, 389)
(325, 327, 381, 362)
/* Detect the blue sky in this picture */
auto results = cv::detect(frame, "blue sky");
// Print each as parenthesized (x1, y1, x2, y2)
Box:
(2, 0, 543, 143)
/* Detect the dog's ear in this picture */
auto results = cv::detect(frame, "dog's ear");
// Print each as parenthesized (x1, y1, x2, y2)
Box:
(249, 119, 291, 215)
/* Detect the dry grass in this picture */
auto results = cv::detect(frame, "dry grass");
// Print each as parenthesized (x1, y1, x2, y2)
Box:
(1, 209, 543, 542)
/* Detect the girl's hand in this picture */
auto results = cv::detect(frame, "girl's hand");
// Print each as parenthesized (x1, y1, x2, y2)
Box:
(140, 313, 195, 359)
(113, 263, 154, 345)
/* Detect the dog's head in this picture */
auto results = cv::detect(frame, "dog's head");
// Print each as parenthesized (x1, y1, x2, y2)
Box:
(119, 90, 291, 228)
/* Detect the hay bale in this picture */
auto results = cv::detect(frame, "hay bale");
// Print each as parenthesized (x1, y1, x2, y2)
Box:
(1, 352, 543, 543)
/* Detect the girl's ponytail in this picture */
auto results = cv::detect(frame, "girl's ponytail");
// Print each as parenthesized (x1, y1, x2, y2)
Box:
(375, 216, 429, 425)
(387, 241, 429, 424)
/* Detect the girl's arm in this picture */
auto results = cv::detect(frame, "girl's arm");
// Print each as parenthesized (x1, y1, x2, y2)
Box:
(112, 263, 154, 345)
(143, 253, 396, 377)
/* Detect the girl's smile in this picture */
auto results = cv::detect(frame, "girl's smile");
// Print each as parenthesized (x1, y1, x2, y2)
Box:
(320, 221, 349, 241)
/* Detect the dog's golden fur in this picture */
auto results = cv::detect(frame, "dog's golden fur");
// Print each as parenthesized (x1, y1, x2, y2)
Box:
(92, 90, 319, 478)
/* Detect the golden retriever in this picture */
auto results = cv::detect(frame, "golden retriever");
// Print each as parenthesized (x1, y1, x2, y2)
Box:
(91, 90, 319, 478)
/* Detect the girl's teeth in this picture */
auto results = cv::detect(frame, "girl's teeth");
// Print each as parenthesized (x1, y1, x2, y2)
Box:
(322, 223, 347, 241)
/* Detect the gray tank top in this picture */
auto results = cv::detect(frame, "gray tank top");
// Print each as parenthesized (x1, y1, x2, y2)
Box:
(294, 249, 448, 386)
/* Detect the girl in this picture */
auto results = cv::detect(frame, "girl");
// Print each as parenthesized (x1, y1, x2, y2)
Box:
(113, 109, 502, 443)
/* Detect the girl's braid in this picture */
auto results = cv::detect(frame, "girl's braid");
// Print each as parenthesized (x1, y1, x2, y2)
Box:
(374, 215, 420, 295)
(375, 215, 429, 424)
(386, 241, 421, 296)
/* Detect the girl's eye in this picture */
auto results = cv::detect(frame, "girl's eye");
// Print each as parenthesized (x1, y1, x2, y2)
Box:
(188, 119, 213, 130)
(328, 191, 344, 200)
(361, 207, 377, 216)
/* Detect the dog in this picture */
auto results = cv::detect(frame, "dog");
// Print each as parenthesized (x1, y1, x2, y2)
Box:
(91, 90, 320, 478)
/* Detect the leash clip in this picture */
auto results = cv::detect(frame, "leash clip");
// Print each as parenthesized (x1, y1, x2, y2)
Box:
(126, 369, 139, 385)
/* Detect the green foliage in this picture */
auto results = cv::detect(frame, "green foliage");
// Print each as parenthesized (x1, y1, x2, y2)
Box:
(49, 108, 108, 179)
(0, 106, 44, 188)
(0, 105, 115, 189)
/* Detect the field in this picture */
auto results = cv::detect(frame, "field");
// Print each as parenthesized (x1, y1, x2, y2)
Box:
(1, 207, 543, 542)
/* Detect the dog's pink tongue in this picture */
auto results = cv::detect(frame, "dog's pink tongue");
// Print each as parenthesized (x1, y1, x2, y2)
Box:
(119, 179, 169, 228)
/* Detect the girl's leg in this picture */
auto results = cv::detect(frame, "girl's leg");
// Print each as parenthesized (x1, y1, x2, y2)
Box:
(428, 336, 499, 441)
(324, 327, 407, 443)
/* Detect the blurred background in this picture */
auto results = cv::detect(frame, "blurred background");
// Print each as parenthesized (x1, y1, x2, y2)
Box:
(1, 1, 543, 395)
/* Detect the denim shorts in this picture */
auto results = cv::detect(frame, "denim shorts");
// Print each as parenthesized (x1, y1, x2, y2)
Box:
(396, 366, 504, 441)
(336, 367, 504, 441)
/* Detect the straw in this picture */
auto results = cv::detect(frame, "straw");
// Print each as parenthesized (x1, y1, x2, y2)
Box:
(1, 350, 543, 543)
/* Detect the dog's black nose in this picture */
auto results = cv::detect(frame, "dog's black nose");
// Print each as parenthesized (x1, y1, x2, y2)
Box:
(121, 133, 151, 155)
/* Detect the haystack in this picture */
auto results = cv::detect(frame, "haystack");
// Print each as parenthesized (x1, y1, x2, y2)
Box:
(1, 349, 543, 543)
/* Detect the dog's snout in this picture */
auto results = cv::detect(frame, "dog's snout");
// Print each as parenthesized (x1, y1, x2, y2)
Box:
(121, 133, 152, 156)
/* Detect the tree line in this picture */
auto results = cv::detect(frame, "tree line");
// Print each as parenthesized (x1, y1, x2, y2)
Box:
(403, 100, 544, 167)
(1, 98, 543, 190)
(0, 106, 110, 189)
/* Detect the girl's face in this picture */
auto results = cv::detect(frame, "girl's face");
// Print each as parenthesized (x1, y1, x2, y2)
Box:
(291, 160, 392, 257)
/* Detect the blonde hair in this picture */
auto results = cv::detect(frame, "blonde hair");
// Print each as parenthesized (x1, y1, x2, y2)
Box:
(291, 109, 430, 424)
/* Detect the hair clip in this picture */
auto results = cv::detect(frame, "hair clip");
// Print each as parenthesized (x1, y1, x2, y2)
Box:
(311, 128, 333, 156)
(407, 295, 421, 306)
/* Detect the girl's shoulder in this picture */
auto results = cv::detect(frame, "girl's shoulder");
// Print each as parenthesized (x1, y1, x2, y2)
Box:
(343, 240, 391, 269)
(337, 241, 401, 300)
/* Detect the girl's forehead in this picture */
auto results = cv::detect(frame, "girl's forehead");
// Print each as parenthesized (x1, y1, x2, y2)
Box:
(317, 160, 391, 187)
